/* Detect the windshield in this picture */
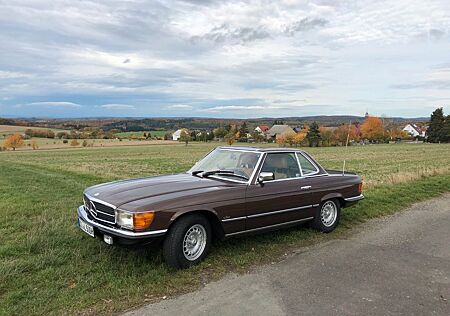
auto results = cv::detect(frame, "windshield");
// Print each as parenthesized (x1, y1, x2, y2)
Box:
(189, 149, 261, 182)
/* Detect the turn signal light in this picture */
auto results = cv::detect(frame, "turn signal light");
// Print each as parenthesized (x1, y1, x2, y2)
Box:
(133, 212, 155, 230)
(358, 182, 363, 193)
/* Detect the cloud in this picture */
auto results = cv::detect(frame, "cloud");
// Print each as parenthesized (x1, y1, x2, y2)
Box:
(167, 104, 193, 109)
(1, 0, 450, 118)
(98, 104, 136, 110)
(191, 24, 271, 44)
(283, 18, 328, 35)
(23, 101, 82, 108)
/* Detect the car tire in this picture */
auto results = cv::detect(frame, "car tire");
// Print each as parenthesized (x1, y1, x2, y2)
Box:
(163, 213, 212, 269)
(311, 199, 340, 233)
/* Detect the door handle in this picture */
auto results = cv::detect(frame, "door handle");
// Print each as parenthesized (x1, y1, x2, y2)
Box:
(300, 185, 312, 190)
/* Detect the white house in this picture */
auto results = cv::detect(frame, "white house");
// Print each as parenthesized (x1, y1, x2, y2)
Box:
(402, 124, 425, 137)
(172, 129, 184, 141)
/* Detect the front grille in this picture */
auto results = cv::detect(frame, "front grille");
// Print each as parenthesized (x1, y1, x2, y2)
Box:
(84, 195, 116, 225)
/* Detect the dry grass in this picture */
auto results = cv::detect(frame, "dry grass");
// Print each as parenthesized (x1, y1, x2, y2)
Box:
(0, 124, 69, 137)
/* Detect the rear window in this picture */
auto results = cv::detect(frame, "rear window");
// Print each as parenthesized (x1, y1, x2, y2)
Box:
(297, 153, 318, 175)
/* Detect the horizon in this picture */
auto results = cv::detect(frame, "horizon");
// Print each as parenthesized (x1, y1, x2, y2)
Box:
(0, 113, 431, 121)
(0, 1, 449, 118)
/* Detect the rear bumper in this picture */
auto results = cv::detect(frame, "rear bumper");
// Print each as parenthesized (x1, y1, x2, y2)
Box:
(344, 194, 364, 202)
(343, 194, 364, 207)
(77, 206, 167, 244)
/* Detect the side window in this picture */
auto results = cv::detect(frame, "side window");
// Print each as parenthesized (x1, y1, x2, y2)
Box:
(261, 153, 301, 180)
(297, 153, 318, 175)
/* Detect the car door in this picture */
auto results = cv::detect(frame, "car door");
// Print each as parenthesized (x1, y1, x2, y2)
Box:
(245, 152, 314, 230)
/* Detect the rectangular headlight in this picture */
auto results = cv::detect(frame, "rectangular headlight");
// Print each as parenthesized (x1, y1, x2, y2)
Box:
(116, 209, 134, 230)
(116, 209, 154, 231)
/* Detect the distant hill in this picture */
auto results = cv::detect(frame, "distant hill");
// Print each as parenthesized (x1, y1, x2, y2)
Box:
(101, 115, 429, 131)
(0, 115, 429, 132)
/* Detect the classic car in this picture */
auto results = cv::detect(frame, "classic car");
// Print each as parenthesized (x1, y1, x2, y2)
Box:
(77, 147, 364, 268)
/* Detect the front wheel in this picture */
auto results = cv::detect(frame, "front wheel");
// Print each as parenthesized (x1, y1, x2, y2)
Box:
(311, 199, 340, 233)
(163, 214, 211, 269)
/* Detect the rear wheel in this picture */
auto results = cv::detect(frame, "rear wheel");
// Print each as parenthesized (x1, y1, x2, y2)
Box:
(163, 214, 211, 269)
(311, 199, 340, 233)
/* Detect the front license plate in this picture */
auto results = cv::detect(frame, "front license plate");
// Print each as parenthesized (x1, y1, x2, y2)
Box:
(79, 218, 95, 237)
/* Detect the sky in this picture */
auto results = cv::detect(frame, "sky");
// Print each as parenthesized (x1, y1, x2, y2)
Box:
(0, 0, 449, 119)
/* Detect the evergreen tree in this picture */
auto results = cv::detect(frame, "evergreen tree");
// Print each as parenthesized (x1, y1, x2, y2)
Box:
(238, 122, 249, 142)
(306, 121, 322, 147)
(427, 107, 445, 143)
(442, 114, 450, 143)
(273, 120, 284, 125)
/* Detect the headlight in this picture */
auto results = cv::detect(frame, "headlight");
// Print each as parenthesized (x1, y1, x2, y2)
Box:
(116, 209, 155, 231)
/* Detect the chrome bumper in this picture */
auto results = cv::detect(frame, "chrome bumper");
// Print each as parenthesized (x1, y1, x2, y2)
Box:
(77, 206, 167, 239)
(344, 194, 365, 202)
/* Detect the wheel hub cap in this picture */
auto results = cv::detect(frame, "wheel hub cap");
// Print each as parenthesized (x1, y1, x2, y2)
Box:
(320, 201, 337, 227)
(183, 224, 207, 261)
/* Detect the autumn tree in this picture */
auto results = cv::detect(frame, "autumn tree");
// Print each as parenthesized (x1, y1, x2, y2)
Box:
(276, 135, 286, 146)
(334, 124, 359, 145)
(224, 133, 236, 145)
(319, 127, 333, 146)
(360, 116, 385, 142)
(179, 129, 190, 146)
(3, 134, 24, 151)
(293, 131, 306, 146)
(284, 131, 296, 147)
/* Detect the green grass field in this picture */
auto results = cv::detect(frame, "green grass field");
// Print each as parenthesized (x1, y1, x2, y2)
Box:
(1, 143, 449, 315)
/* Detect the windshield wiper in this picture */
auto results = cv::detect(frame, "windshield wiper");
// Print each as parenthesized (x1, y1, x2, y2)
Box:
(201, 170, 249, 181)
(191, 170, 204, 177)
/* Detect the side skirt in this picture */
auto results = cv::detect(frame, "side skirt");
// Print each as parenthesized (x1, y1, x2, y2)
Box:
(225, 216, 314, 238)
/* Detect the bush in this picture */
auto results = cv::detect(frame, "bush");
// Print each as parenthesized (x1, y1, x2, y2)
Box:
(70, 140, 79, 146)
(63, 139, 68, 144)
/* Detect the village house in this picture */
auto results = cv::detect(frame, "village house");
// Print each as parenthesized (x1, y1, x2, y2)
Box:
(267, 124, 295, 140)
(172, 129, 185, 141)
(254, 125, 270, 134)
(402, 123, 426, 138)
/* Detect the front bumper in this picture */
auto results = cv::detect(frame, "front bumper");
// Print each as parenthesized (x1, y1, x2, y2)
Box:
(77, 206, 167, 241)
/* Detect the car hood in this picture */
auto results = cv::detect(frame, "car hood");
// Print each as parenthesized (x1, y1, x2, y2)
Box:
(84, 173, 241, 209)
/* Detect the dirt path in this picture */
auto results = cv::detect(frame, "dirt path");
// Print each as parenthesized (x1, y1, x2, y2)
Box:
(125, 194, 450, 316)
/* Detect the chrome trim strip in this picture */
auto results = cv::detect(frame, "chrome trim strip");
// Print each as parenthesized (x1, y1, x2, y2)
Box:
(77, 206, 167, 238)
(225, 217, 314, 237)
(247, 204, 313, 218)
(94, 209, 115, 217)
(296, 152, 320, 176)
(344, 194, 365, 202)
(84, 193, 117, 209)
(221, 216, 247, 223)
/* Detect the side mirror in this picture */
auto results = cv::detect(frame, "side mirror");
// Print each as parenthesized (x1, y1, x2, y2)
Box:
(258, 172, 274, 183)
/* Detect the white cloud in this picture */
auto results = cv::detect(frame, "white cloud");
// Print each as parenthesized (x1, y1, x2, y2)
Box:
(98, 104, 136, 110)
(167, 104, 193, 109)
(23, 101, 82, 108)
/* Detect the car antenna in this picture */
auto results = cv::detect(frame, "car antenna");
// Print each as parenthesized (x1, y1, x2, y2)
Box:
(342, 121, 351, 176)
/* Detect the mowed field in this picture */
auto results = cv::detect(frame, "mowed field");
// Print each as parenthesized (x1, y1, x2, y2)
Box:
(1, 142, 450, 315)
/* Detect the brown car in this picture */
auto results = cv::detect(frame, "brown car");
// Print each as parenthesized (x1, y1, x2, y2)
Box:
(77, 147, 364, 268)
